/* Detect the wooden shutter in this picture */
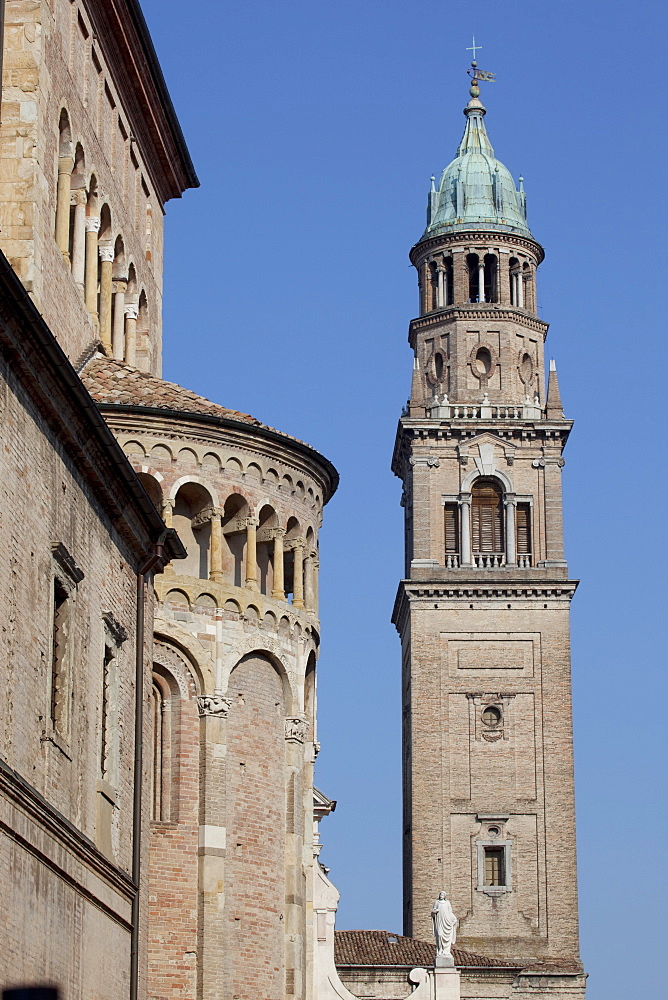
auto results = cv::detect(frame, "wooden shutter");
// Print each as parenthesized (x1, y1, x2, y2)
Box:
(484, 846, 505, 886)
(444, 504, 459, 553)
(516, 503, 531, 554)
(472, 481, 504, 553)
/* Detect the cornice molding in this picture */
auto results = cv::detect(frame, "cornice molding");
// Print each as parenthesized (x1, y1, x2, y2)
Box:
(409, 230, 545, 266)
(391, 579, 578, 632)
(409, 306, 549, 342)
(84, 0, 198, 202)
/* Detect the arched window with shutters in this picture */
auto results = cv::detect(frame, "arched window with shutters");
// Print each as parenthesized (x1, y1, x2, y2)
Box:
(471, 479, 505, 565)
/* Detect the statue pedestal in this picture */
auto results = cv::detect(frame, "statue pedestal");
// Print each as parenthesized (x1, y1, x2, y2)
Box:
(433, 967, 460, 1000)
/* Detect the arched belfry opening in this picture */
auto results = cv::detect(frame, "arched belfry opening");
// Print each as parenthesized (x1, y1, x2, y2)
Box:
(471, 478, 504, 559)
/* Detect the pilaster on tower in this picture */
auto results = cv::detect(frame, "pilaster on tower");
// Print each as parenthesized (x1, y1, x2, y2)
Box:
(392, 68, 585, 990)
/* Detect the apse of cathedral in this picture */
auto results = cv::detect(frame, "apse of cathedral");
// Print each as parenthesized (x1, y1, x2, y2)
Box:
(0, 4, 585, 1000)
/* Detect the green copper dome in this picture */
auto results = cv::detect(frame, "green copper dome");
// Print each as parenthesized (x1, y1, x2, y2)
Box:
(423, 96, 531, 239)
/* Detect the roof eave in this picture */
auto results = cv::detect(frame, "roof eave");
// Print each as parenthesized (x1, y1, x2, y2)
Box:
(85, 0, 199, 202)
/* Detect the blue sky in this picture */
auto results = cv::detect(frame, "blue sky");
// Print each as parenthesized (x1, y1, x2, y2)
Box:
(141, 2, 667, 996)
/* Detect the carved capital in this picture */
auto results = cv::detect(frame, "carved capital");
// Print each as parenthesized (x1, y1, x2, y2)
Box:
(85, 216, 100, 234)
(285, 716, 308, 743)
(98, 244, 114, 263)
(197, 695, 232, 718)
(409, 455, 440, 468)
(192, 505, 222, 528)
(124, 303, 139, 320)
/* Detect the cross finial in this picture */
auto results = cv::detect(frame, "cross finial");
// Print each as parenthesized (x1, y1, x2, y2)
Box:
(466, 35, 481, 63)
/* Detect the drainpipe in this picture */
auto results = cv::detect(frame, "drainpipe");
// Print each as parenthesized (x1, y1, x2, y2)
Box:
(130, 536, 168, 1000)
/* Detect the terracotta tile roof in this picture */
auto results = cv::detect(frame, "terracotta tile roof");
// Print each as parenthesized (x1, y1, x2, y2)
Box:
(80, 357, 261, 425)
(334, 930, 518, 969)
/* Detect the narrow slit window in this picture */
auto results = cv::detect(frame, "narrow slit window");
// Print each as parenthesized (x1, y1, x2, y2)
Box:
(51, 578, 70, 730)
(100, 644, 114, 779)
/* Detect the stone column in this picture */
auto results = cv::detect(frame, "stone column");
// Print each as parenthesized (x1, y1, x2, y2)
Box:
(112, 280, 127, 360)
(245, 518, 258, 590)
(437, 265, 445, 309)
(98, 245, 115, 353)
(443, 260, 450, 307)
(84, 217, 100, 317)
(459, 494, 472, 566)
(271, 528, 285, 600)
(292, 541, 305, 609)
(71, 191, 86, 286)
(304, 551, 316, 611)
(209, 508, 224, 583)
(124, 303, 138, 366)
(517, 267, 525, 308)
(55, 155, 74, 257)
(313, 558, 320, 613)
(505, 494, 517, 566)
(478, 258, 486, 302)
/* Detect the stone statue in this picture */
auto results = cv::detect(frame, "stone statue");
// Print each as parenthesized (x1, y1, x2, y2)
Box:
(431, 891, 458, 966)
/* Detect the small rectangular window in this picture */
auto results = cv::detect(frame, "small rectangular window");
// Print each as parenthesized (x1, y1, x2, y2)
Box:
(483, 846, 506, 886)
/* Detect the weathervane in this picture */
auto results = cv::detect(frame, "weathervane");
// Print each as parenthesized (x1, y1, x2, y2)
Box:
(465, 35, 496, 97)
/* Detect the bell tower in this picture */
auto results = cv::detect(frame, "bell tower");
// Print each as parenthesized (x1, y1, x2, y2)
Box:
(392, 64, 585, 978)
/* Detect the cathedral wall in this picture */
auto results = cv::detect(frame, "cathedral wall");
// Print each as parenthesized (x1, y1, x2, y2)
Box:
(0, 837, 132, 1000)
(0, 348, 151, 864)
(1, 0, 165, 368)
(0, 274, 172, 1000)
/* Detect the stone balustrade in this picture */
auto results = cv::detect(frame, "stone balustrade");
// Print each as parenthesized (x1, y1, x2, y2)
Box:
(428, 397, 543, 421)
